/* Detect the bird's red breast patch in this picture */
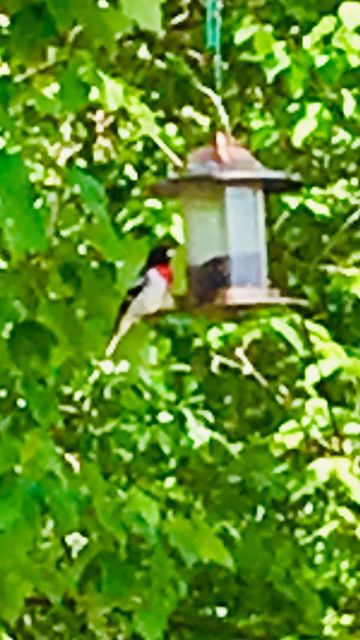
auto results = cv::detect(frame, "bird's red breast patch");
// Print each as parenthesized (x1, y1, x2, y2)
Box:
(155, 264, 173, 284)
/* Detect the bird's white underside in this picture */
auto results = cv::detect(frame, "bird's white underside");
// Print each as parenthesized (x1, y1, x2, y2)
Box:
(106, 268, 170, 357)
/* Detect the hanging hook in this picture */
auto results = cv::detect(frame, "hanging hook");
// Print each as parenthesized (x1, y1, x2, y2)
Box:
(205, 0, 223, 92)
(203, 0, 230, 134)
(193, 78, 231, 135)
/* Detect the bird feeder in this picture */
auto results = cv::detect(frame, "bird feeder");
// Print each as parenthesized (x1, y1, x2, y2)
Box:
(154, 132, 302, 311)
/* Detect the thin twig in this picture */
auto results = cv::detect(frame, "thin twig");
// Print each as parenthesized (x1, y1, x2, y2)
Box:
(14, 60, 65, 83)
(152, 133, 184, 169)
(300, 318, 341, 449)
(235, 346, 270, 388)
(170, 11, 190, 26)
(319, 265, 359, 275)
(59, 404, 80, 415)
(211, 349, 269, 389)
(192, 79, 231, 134)
(47, 191, 59, 237)
(311, 207, 360, 268)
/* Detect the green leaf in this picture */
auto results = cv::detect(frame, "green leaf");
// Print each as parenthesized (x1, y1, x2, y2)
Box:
(166, 515, 234, 570)
(44, 476, 79, 533)
(20, 430, 64, 478)
(121, 0, 163, 33)
(8, 321, 57, 369)
(124, 487, 160, 541)
(59, 62, 89, 112)
(0, 571, 32, 624)
(69, 166, 108, 219)
(254, 27, 275, 56)
(9, 6, 57, 62)
(196, 520, 234, 570)
(69, 167, 122, 260)
(0, 153, 47, 256)
(98, 73, 159, 138)
(20, 377, 62, 427)
(38, 297, 88, 362)
(0, 482, 22, 530)
(133, 608, 167, 640)
(166, 516, 202, 567)
(0, 435, 19, 475)
(71, 0, 126, 50)
(101, 556, 138, 600)
(46, 0, 74, 30)
(237, 526, 272, 574)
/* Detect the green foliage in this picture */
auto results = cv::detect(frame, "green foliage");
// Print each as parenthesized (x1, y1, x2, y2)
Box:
(0, 153, 48, 256)
(0, 0, 359, 639)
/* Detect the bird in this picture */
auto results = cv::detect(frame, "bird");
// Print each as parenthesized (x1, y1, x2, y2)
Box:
(105, 244, 175, 357)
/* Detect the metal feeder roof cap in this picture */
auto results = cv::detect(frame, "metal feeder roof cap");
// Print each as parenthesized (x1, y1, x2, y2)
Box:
(153, 132, 302, 196)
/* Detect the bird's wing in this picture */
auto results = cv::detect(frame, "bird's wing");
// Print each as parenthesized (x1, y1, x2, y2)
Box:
(112, 274, 147, 331)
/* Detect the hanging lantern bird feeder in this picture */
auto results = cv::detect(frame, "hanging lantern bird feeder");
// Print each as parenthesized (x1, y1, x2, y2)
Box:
(153, 132, 304, 313)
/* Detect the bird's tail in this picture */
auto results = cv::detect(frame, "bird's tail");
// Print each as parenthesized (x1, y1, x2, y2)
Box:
(105, 311, 136, 358)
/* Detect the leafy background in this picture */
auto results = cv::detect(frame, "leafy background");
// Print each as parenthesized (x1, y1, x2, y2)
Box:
(0, 0, 359, 638)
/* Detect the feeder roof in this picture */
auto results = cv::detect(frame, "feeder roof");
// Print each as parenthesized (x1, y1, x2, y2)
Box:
(154, 132, 302, 196)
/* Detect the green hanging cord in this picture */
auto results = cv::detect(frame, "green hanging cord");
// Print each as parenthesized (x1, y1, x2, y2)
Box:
(205, 0, 223, 93)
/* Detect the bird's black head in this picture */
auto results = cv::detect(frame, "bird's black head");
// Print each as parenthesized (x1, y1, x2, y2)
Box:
(146, 244, 175, 268)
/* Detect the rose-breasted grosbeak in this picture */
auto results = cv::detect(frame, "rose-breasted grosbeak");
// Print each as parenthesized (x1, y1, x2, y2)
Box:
(106, 245, 174, 357)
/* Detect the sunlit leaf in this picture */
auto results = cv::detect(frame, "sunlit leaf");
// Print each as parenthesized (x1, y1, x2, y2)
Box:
(338, 1, 360, 29)
(305, 199, 331, 216)
(121, 0, 163, 32)
(274, 419, 304, 450)
(303, 16, 336, 49)
(334, 458, 360, 504)
(332, 26, 360, 66)
(270, 317, 306, 355)
(99, 72, 125, 112)
(341, 88, 356, 117)
(234, 23, 258, 45)
(254, 27, 275, 56)
(292, 103, 322, 147)
(265, 41, 291, 82)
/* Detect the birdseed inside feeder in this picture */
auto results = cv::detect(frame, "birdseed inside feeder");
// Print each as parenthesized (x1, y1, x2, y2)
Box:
(153, 132, 303, 311)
